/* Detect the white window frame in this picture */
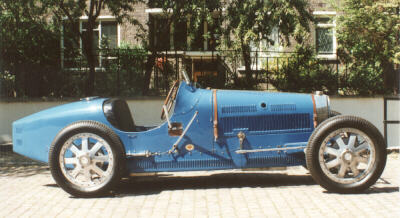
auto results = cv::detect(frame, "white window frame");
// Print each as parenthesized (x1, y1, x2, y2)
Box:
(61, 16, 121, 70)
(313, 11, 337, 59)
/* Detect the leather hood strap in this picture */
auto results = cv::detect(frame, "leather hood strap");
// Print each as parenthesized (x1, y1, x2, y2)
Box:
(213, 89, 218, 140)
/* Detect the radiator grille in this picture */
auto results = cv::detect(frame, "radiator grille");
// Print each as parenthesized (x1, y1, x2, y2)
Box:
(130, 157, 235, 171)
(220, 113, 311, 134)
(245, 153, 305, 167)
(222, 105, 257, 114)
(270, 104, 296, 112)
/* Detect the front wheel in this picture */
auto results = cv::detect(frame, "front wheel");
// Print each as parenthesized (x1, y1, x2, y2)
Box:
(306, 115, 386, 193)
(49, 121, 125, 197)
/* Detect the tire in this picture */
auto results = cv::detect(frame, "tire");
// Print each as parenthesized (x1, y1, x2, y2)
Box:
(49, 121, 125, 197)
(306, 115, 386, 193)
(329, 110, 341, 117)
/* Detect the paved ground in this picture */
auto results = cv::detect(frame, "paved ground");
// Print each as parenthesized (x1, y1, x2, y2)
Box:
(0, 151, 399, 218)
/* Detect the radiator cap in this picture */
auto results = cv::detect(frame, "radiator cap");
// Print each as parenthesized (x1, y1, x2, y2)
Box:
(315, 91, 323, 96)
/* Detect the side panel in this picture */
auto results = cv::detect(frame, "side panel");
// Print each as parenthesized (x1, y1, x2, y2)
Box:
(214, 90, 314, 168)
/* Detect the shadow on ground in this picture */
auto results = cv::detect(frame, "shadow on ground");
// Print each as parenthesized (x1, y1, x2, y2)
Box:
(0, 151, 47, 177)
(112, 172, 316, 197)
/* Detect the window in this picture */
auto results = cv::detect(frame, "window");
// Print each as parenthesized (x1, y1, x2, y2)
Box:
(173, 20, 188, 50)
(264, 27, 281, 53)
(147, 9, 221, 51)
(150, 16, 171, 50)
(314, 12, 336, 58)
(61, 17, 119, 69)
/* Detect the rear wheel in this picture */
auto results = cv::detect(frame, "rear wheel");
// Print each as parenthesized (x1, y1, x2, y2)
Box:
(49, 121, 125, 197)
(306, 115, 386, 193)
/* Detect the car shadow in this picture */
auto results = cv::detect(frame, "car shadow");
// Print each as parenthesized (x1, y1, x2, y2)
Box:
(0, 151, 47, 177)
(0, 165, 48, 177)
(42, 171, 399, 198)
(323, 186, 399, 194)
(112, 172, 316, 197)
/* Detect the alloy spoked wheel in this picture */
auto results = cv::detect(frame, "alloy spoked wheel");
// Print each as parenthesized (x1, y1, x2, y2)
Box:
(49, 121, 125, 197)
(59, 133, 114, 191)
(319, 128, 375, 185)
(306, 115, 386, 193)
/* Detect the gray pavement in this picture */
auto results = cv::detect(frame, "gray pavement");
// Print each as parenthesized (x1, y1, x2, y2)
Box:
(0, 151, 399, 218)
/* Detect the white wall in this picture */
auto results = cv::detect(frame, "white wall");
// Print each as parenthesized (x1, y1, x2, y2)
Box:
(330, 97, 399, 148)
(0, 97, 399, 147)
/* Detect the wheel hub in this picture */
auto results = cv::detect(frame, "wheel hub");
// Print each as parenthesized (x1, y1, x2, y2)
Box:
(341, 149, 354, 163)
(79, 154, 91, 167)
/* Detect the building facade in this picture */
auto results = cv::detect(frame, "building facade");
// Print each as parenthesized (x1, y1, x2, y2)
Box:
(61, 0, 340, 85)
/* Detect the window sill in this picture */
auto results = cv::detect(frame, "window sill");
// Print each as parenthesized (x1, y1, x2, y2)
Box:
(317, 54, 337, 60)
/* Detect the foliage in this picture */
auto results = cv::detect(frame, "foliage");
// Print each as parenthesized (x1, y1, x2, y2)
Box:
(137, 0, 223, 94)
(47, 0, 142, 96)
(0, 0, 60, 98)
(220, 0, 313, 89)
(336, 0, 400, 95)
(97, 44, 148, 96)
(269, 46, 338, 95)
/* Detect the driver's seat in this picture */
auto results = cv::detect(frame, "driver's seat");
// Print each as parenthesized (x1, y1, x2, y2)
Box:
(103, 98, 136, 132)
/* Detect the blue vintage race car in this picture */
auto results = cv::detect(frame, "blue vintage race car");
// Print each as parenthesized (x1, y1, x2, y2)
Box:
(12, 71, 386, 197)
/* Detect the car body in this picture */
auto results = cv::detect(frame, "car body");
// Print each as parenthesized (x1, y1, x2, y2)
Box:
(12, 73, 387, 197)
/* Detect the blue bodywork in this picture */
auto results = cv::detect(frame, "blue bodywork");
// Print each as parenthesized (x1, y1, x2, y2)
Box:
(13, 81, 327, 173)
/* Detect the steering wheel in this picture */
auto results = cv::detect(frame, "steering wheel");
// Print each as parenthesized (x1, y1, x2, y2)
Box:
(161, 80, 180, 120)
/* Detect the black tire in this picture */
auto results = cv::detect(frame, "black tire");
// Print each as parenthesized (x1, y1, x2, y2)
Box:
(329, 110, 341, 117)
(49, 121, 125, 197)
(306, 115, 386, 193)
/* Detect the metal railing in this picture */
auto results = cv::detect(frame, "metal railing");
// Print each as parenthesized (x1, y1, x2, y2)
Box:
(61, 48, 342, 95)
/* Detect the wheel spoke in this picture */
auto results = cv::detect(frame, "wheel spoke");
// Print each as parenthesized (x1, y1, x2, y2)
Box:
(83, 168, 92, 181)
(348, 135, 357, 150)
(326, 158, 340, 169)
(69, 145, 81, 156)
(64, 158, 77, 165)
(89, 142, 103, 156)
(335, 137, 347, 150)
(325, 147, 339, 156)
(355, 142, 369, 154)
(82, 137, 89, 152)
(356, 156, 369, 164)
(92, 155, 109, 163)
(70, 166, 82, 179)
(90, 165, 105, 177)
(337, 164, 347, 178)
(350, 164, 360, 177)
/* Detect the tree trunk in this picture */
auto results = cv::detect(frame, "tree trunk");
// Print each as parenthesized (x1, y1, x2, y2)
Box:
(142, 52, 155, 95)
(241, 43, 252, 88)
(82, 23, 96, 96)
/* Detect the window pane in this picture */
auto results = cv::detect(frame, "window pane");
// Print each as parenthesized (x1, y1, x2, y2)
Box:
(316, 27, 333, 54)
(316, 17, 332, 24)
(266, 27, 280, 52)
(174, 20, 187, 50)
(190, 21, 205, 51)
(207, 18, 220, 51)
(101, 21, 118, 49)
(152, 17, 170, 50)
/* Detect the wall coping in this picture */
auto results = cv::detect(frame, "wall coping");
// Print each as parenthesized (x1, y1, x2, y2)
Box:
(0, 96, 165, 103)
(1, 95, 399, 103)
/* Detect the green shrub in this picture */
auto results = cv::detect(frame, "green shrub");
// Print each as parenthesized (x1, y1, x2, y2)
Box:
(269, 46, 338, 95)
